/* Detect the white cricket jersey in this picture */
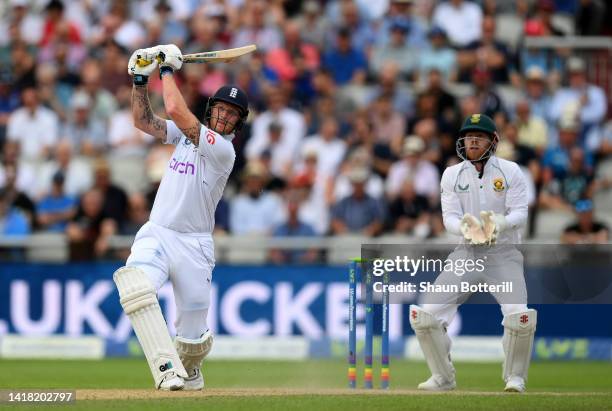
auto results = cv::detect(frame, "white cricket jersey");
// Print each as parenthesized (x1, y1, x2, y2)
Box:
(149, 120, 235, 234)
(440, 156, 528, 244)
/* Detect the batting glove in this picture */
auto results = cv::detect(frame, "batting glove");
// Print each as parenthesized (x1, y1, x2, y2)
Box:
(157, 44, 183, 72)
(460, 213, 488, 245)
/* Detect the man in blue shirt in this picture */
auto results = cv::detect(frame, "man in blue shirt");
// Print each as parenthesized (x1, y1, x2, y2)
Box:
(36, 171, 77, 232)
(322, 27, 368, 86)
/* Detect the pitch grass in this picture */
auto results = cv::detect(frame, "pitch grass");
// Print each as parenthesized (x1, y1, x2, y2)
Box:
(1, 359, 610, 410)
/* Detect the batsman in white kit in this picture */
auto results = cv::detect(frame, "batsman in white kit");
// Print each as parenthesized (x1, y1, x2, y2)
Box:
(113, 44, 249, 390)
(409, 114, 537, 393)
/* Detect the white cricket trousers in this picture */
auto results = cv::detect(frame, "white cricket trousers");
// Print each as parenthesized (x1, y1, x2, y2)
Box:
(126, 221, 214, 339)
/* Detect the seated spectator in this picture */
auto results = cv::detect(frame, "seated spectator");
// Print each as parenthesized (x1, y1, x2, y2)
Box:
(367, 62, 414, 117)
(265, 20, 320, 82)
(269, 194, 319, 265)
(79, 61, 118, 126)
(36, 139, 93, 198)
(417, 27, 457, 83)
(92, 159, 128, 226)
(549, 57, 607, 151)
(0, 188, 31, 236)
(472, 67, 505, 118)
(386, 136, 440, 204)
(299, 116, 346, 178)
(0, 141, 37, 199)
(377, 0, 427, 50)
(295, 0, 329, 49)
(0, 163, 36, 228)
(109, 85, 153, 157)
(0, 69, 20, 146)
(420, 69, 458, 128)
(458, 15, 512, 83)
(522, 66, 552, 122)
(229, 161, 284, 235)
(61, 90, 107, 155)
(370, 18, 418, 79)
(333, 148, 385, 202)
(322, 27, 368, 86)
(335, 0, 377, 53)
(7, 85, 59, 163)
(231, 0, 281, 52)
(66, 188, 106, 261)
(542, 118, 593, 180)
(432, 0, 483, 48)
(515, 99, 548, 154)
(119, 193, 149, 236)
(540, 147, 594, 211)
(331, 168, 386, 236)
(370, 93, 405, 150)
(561, 200, 609, 244)
(36, 171, 77, 233)
(389, 180, 432, 238)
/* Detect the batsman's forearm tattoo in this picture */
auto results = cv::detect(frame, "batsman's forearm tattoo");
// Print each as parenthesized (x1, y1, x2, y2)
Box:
(132, 85, 166, 135)
(182, 124, 200, 146)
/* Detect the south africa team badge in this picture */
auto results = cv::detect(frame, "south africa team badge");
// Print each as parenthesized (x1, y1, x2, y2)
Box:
(493, 177, 505, 192)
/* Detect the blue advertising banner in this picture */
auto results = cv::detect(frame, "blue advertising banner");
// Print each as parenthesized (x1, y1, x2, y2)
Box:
(0, 263, 611, 343)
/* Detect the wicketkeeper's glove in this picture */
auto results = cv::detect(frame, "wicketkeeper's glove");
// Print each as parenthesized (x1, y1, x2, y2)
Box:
(460, 213, 488, 245)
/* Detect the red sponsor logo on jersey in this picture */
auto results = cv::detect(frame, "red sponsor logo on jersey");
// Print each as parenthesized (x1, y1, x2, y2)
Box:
(411, 310, 417, 320)
(206, 130, 216, 145)
(520, 314, 529, 324)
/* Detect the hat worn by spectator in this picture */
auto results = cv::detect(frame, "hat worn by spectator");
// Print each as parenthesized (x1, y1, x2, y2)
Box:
(403, 135, 425, 155)
(575, 199, 593, 213)
(428, 26, 446, 38)
(71, 91, 91, 110)
(11, 0, 28, 8)
(348, 167, 370, 184)
(390, 18, 410, 33)
(525, 66, 546, 81)
(567, 57, 586, 73)
(303, 0, 320, 14)
(243, 161, 267, 179)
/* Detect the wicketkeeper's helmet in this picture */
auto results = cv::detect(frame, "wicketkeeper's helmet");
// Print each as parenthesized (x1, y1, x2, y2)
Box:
(205, 85, 250, 133)
(456, 113, 499, 162)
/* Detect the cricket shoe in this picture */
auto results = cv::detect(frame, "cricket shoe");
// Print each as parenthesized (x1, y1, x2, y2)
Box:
(158, 372, 184, 391)
(417, 375, 456, 391)
(504, 376, 526, 393)
(183, 368, 204, 391)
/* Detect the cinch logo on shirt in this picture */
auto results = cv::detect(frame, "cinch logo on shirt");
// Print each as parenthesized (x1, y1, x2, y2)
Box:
(169, 157, 195, 175)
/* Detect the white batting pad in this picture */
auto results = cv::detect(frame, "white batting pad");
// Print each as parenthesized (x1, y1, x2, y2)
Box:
(113, 266, 187, 387)
(409, 305, 456, 384)
(175, 330, 214, 373)
(502, 309, 537, 381)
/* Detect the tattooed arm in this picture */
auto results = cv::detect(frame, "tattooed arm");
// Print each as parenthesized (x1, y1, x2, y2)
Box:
(132, 85, 167, 140)
(161, 73, 201, 145)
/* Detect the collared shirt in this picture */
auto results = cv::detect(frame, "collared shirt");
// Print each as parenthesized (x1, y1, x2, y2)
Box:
(440, 156, 528, 244)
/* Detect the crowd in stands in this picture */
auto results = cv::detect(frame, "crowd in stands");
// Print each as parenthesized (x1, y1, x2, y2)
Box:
(0, 0, 611, 261)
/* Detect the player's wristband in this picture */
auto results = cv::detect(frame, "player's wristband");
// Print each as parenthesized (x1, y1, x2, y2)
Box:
(133, 74, 148, 86)
(159, 66, 174, 79)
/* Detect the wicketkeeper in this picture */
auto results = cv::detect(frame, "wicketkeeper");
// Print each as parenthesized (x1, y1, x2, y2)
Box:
(409, 114, 536, 393)
(113, 44, 249, 390)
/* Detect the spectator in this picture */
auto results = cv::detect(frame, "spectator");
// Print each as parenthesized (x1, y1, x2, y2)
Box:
(561, 199, 609, 244)
(36, 139, 92, 198)
(540, 146, 595, 211)
(386, 136, 440, 204)
(9, 43, 37, 91)
(108, 85, 153, 157)
(432, 0, 483, 48)
(389, 179, 433, 238)
(98, 40, 131, 95)
(333, 148, 385, 202)
(322, 27, 368, 86)
(522, 66, 552, 123)
(90, 0, 145, 50)
(0, 141, 36, 199)
(458, 15, 512, 83)
(7, 85, 59, 163)
(524, 0, 568, 37)
(370, 18, 418, 79)
(269, 194, 319, 264)
(61, 90, 107, 155)
(542, 118, 593, 181)
(299, 116, 346, 178)
(0, 0, 43, 47)
(334, 0, 377, 54)
(515, 99, 548, 154)
(368, 62, 414, 117)
(0, 187, 30, 236)
(265, 21, 320, 83)
(290, 160, 331, 235)
(370, 93, 405, 151)
(575, 0, 606, 36)
(295, 0, 329, 49)
(0, 69, 19, 146)
(418, 27, 457, 84)
(421, 69, 458, 127)
(92, 159, 128, 226)
(119, 193, 149, 236)
(80, 61, 118, 126)
(232, 0, 281, 53)
(471, 67, 505, 118)
(549, 57, 607, 151)
(377, 0, 427, 49)
(144, 1, 188, 49)
(331, 167, 386, 236)
(0, 162, 35, 226)
(229, 161, 284, 235)
(39, 0, 82, 48)
(36, 171, 77, 233)
(246, 88, 305, 171)
(65, 188, 106, 261)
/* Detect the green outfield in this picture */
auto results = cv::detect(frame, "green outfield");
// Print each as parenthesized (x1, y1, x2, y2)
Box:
(1, 359, 610, 410)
